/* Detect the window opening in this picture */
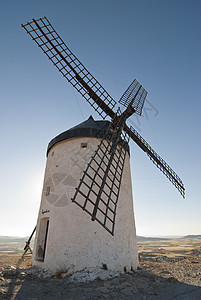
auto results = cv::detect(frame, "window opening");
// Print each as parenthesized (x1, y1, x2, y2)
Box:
(81, 143, 87, 148)
(46, 186, 50, 196)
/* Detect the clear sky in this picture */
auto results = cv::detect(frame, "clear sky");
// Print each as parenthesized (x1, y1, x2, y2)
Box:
(0, 0, 200, 237)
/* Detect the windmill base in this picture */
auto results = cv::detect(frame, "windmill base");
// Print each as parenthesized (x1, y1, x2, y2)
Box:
(32, 200, 139, 275)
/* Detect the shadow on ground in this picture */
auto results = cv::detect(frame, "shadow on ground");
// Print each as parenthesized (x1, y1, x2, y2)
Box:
(2, 258, 201, 300)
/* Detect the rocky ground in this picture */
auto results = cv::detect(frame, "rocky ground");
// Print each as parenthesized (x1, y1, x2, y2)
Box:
(0, 254, 201, 300)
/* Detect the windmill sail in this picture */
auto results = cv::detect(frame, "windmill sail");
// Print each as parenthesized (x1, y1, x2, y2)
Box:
(72, 121, 129, 235)
(22, 17, 116, 119)
(125, 125, 185, 198)
(119, 79, 148, 115)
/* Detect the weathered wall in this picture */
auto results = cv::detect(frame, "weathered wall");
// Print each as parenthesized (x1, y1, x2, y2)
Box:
(33, 136, 139, 274)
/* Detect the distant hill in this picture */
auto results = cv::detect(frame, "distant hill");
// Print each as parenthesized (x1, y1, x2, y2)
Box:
(182, 235, 201, 239)
(0, 236, 28, 243)
(137, 236, 170, 242)
(137, 235, 201, 241)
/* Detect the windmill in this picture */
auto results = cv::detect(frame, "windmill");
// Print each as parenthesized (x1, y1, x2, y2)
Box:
(22, 17, 185, 274)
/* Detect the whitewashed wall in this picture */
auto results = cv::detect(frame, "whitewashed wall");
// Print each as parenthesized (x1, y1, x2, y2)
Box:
(33, 136, 139, 274)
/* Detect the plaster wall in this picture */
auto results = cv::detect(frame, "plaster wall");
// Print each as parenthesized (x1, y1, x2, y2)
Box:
(33, 136, 139, 274)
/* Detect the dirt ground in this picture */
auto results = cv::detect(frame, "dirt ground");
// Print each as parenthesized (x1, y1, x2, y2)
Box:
(0, 254, 201, 299)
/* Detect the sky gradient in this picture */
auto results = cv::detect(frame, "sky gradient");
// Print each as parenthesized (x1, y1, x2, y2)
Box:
(0, 0, 200, 237)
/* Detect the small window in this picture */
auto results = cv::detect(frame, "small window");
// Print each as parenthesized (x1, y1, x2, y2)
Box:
(81, 143, 87, 148)
(46, 186, 50, 196)
(51, 151, 54, 157)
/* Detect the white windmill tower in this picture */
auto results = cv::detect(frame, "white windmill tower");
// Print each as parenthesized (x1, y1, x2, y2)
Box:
(22, 17, 185, 275)
(31, 116, 138, 274)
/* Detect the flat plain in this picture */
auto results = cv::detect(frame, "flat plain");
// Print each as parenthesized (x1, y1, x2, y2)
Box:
(138, 237, 201, 259)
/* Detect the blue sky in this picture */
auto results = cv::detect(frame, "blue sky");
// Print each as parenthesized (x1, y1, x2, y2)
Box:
(0, 0, 200, 237)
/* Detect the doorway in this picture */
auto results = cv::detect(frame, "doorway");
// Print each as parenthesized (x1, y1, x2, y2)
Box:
(35, 218, 50, 261)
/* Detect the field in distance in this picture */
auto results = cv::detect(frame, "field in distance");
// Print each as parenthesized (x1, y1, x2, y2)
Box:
(0, 236, 34, 257)
(138, 235, 201, 261)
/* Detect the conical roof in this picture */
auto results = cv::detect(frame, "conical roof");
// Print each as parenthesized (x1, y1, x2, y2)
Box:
(47, 116, 110, 154)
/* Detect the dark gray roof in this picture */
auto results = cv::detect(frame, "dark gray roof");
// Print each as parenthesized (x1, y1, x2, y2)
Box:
(47, 116, 129, 155)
